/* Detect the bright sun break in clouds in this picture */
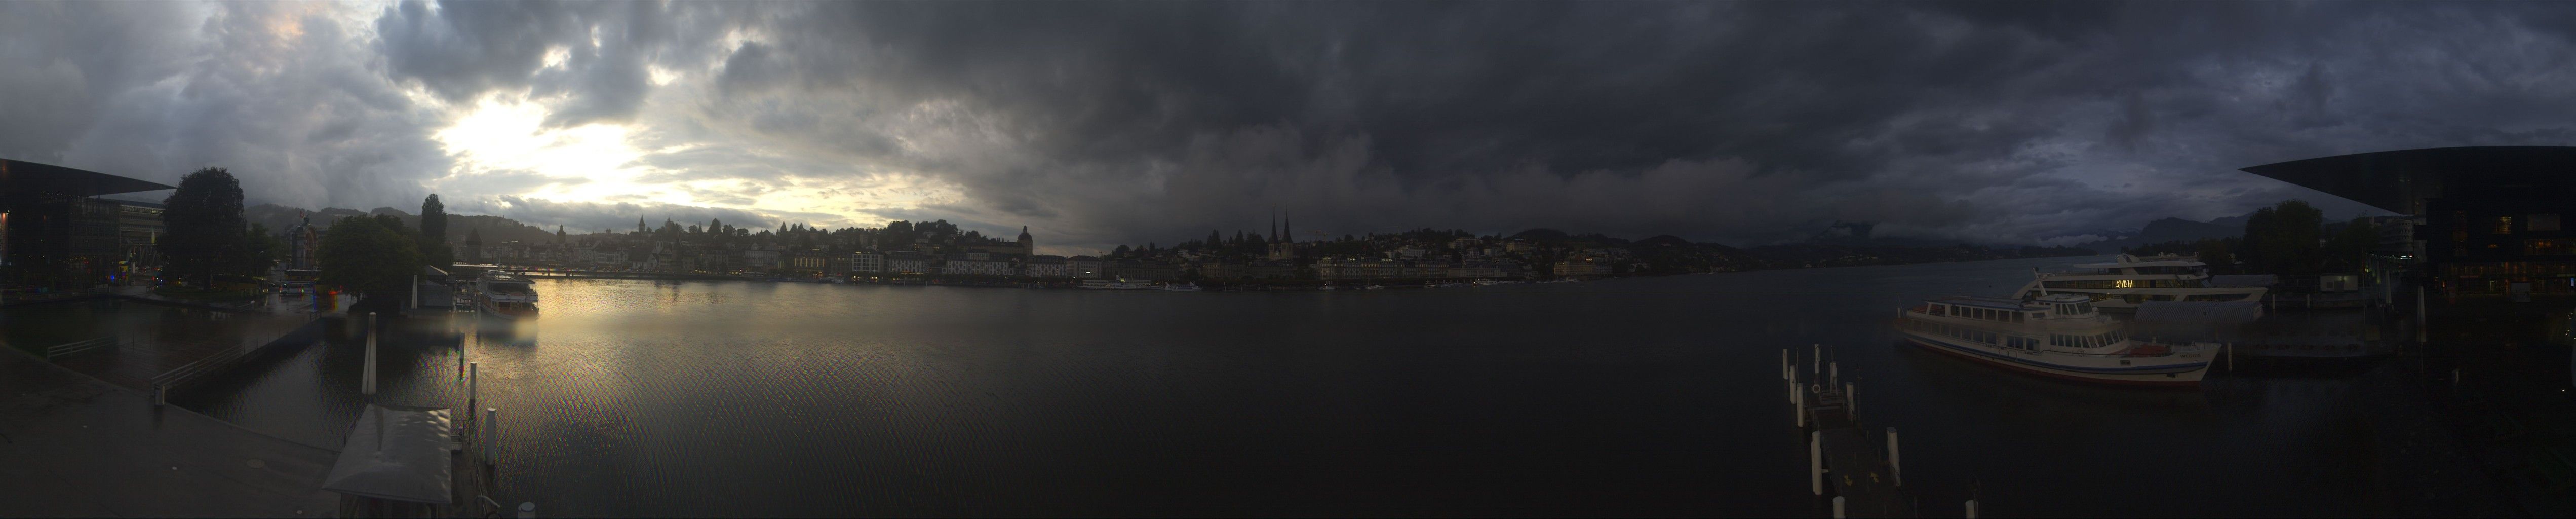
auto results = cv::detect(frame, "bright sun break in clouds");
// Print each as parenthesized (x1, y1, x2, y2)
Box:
(431, 97, 969, 228)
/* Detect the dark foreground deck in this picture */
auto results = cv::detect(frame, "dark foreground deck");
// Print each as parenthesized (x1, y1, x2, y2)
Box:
(1803, 384, 1917, 518)
(0, 347, 339, 516)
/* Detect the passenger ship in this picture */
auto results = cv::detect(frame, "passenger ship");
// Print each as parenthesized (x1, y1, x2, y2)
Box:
(1078, 279, 1160, 290)
(1896, 293, 2214, 387)
(475, 271, 540, 319)
(2009, 254, 2266, 312)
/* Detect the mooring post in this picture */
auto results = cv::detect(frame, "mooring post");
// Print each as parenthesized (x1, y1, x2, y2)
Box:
(1793, 386, 1806, 428)
(469, 362, 480, 405)
(1812, 344, 1821, 376)
(1846, 383, 1856, 421)
(518, 502, 536, 519)
(1966, 499, 1980, 518)
(362, 313, 378, 396)
(2227, 342, 2236, 372)
(1782, 348, 1790, 381)
(153, 384, 167, 407)
(1832, 496, 1846, 518)
(1887, 427, 1902, 487)
(1829, 362, 1838, 388)
(1809, 430, 1823, 495)
(483, 407, 499, 464)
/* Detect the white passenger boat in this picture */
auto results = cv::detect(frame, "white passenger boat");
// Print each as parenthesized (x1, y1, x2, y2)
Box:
(2010, 254, 2266, 312)
(1161, 282, 1203, 292)
(475, 271, 540, 320)
(1895, 293, 2214, 387)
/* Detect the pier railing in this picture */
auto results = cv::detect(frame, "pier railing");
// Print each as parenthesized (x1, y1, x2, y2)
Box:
(42, 337, 118, 360)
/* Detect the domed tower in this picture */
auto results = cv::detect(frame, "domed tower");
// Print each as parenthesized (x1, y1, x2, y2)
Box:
(1018, 226, 1034, 257)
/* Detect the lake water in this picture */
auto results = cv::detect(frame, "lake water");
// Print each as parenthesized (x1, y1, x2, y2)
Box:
(179, 256, 2379, 517)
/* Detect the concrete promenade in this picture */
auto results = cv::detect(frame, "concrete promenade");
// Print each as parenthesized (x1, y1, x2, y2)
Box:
(0, 347, 339, 517)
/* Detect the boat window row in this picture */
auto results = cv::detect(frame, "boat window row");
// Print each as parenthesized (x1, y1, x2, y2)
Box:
(1938, 305, 2027, 323)
(2048, 330, 2124, 349)
(1920, 321, 2000, 346)
(2050, 302, 2094, 315)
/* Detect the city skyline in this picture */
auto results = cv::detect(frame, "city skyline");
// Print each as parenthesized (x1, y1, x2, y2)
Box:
(6, 1, 2572, 251)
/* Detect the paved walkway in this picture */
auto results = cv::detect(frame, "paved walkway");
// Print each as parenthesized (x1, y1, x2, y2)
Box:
(0, 348, 340, 517)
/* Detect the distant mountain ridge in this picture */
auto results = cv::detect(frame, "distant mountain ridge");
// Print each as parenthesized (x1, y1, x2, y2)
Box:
(247, 203, 571, 245)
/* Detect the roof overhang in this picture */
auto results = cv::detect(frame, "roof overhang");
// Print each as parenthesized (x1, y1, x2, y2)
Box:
(2238, 146, 2576, 214)
(0, 159, 177, 197)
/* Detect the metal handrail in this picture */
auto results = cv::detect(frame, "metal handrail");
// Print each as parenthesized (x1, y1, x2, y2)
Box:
(44, 337, 118, 360)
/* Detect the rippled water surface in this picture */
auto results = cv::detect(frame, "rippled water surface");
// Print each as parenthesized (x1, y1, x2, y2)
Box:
(180, 256, 2376, 517)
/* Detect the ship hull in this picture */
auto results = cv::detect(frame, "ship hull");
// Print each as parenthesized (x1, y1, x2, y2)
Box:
(1901, 331, 2208, 387)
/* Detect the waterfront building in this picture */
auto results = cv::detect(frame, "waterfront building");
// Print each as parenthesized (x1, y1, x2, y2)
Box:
(886, 251, 930, 274)
(852, 252, 886, 273)
(1555, 257, 1609, 278)
(1018, 226, 1035, 258)
(1068, 255, 1103, 278)
(1316, 257, 1402, 281)
(1024, 254, 1068, 277)
(942, 252, 1016, 276)
(742, 248, 781, 271)
(112, 201, 164, 273)
(2242, 146, 2576, 298)
(786, 250, 829, 275)
(0, 158, 176, 288)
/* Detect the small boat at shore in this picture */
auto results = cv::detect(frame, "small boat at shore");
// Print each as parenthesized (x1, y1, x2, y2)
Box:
(475, 271, 540, 320)
(1895, 293, 2213, 387)
(1079, 279, 1161, 290)
(1161, 282, 1203, 292)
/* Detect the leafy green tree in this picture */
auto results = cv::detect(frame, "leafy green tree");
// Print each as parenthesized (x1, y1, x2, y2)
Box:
(244, 223, 283, 277)
(2241, 200, 2324, 275)
(161, 167, 248, 287)
(2195, 238, 2234, 269)
(419, 194, 452, 267)
(318, 215, 422, 308)
(2321, 217, 2380, 273)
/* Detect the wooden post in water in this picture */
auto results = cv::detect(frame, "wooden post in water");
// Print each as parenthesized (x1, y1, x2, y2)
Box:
(1887, 427, 1902, 487)
(1832, 496, 1846, 518)
(1793, 385, 1805, 428)
(518, 502, 536, 518)
(1809, 430, 1823, 495)
(1845, 383, 1856, 421)
(469, 362, 479, 404)
(1966, 500, 1979, 518)
(1812, 344, 1821, 376)
(1829, 362, 1838, 388)
(484, 407, 499, 464)
(363, 313, 378, 396)
(1782, 349, 1790, 381)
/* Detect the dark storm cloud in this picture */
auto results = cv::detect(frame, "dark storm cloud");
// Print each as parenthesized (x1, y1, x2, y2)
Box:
(0, 1, 450, 210)
(5, 1, 2573, 247)
(651, 1, 2576, 246)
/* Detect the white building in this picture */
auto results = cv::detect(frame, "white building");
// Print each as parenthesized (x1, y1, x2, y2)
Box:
(851, 252, 886, 273)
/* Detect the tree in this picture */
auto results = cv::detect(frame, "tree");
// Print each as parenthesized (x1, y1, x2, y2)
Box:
(244, 223, 283, 277)
(317, 215, 422, 309)
(419, 195, 447, 244)
(2241, 200, 2324, 275)
(161, 167, 248, 287)
(464, 228, 484, 263)
(2322, 217, 2380, 273)
(2195, 238, 2233, 269)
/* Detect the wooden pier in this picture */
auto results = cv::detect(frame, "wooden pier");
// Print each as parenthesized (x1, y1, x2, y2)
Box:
(1785, 346, 1940, 518)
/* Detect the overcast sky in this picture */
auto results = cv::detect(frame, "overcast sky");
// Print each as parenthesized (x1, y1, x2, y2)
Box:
(4, 1, 2571, 252)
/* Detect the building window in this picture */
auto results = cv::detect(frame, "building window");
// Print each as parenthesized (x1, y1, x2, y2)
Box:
(2494, 216, 2515, 235)
(2533, 214, 2563, 232)
(2533, 240, 2576, 256)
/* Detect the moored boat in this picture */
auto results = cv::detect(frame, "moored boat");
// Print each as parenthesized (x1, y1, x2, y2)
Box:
(1895, 293, 2213, 387)
(2011, 254, 2266, 312)
(475, 271, 540, 320)
(1161, 282, 1202, 291)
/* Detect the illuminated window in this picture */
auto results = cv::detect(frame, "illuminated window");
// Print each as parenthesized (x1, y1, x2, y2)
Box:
(2113, 279, 2135, 288)
(2495, 216, 2515, 235)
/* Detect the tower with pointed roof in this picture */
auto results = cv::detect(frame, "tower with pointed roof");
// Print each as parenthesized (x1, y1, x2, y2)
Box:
(1017, 226, 1034, 257)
